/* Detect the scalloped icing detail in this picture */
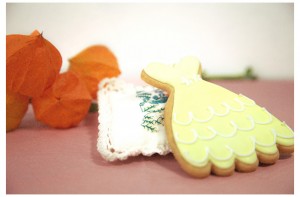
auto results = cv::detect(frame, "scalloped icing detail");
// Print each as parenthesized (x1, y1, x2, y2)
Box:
(172, 94, 294, 168)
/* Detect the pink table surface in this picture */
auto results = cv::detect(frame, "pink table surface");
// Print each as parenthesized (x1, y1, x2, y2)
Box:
(6, 80, 294, 194)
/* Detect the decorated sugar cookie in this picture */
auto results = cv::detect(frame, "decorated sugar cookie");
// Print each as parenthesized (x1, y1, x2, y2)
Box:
(141, 56, 294, 178)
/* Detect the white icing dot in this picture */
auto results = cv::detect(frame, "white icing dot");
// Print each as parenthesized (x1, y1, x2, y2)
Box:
(180, 74, 202, 86)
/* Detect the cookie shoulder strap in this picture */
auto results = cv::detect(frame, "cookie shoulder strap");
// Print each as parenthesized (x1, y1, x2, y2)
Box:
(142, 56, 202, 85)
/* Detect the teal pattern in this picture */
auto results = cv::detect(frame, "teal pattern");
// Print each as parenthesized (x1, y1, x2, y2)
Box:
(136, 89, 168, 132)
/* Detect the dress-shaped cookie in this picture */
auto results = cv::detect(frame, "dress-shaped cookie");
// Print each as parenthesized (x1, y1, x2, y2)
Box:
(141, 56, 294, 178)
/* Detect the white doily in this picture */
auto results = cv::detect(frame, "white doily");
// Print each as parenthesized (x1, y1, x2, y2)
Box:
(97, 77, 171, 161)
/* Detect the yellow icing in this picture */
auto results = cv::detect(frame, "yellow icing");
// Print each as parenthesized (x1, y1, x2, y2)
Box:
(143, 56, 294, 169)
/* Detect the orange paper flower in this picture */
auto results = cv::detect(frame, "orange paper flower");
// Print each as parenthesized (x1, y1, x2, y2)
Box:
(6, 89, 30, 131)
(68, 45, 121, 99)
(6, 30, 62, 97)
(31, 71, 92, 129)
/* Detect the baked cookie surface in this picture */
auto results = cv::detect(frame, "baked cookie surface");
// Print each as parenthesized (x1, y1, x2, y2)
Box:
(141, 56, 294, 178)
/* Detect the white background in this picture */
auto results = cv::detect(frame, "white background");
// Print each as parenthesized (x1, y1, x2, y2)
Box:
(6, 3, 294, 80)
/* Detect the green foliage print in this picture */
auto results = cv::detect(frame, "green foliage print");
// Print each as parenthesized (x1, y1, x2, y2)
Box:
(136, 89, 168, 132)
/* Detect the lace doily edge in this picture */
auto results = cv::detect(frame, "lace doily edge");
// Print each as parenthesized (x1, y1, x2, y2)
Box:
(97, 77, 171, 162)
